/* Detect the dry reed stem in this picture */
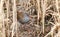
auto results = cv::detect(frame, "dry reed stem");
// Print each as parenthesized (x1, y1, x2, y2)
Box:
(36, 0, 40, 19)
(56, 0, 59, 13)
(0, 0, 5, 37)
(41, 0, 47, 33)
(12, 0, 17, 37)
(36, 0, 41, 25)
(55, 0, 60, 37)
(46, 5, 53, 10)
(5, 0, 10, 37)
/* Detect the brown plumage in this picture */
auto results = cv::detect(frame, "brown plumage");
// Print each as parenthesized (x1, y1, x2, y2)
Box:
(17, 11, 30, 23)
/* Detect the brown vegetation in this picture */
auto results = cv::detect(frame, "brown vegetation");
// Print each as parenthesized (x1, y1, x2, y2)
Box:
(0, 0, 60, 37)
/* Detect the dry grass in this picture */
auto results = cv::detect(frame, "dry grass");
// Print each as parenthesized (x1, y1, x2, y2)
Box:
(0, 0, 60, 37)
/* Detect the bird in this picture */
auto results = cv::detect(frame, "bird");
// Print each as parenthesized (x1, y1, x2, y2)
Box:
(17, 10, 30, 23)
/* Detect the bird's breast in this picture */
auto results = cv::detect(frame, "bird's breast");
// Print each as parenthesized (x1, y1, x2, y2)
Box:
(17, 12, 30, 23)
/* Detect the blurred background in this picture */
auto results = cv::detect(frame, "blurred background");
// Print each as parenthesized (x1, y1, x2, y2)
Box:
(0, 0, 60, 37)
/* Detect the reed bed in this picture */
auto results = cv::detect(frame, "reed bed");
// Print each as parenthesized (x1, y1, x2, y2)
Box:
(0, 0, 60, 37)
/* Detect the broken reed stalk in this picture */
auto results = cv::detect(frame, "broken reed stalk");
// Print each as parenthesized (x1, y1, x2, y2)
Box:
(12, 0, 17, 37)
(0, 0, 6, 37)
(6, 0, 10, 37)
